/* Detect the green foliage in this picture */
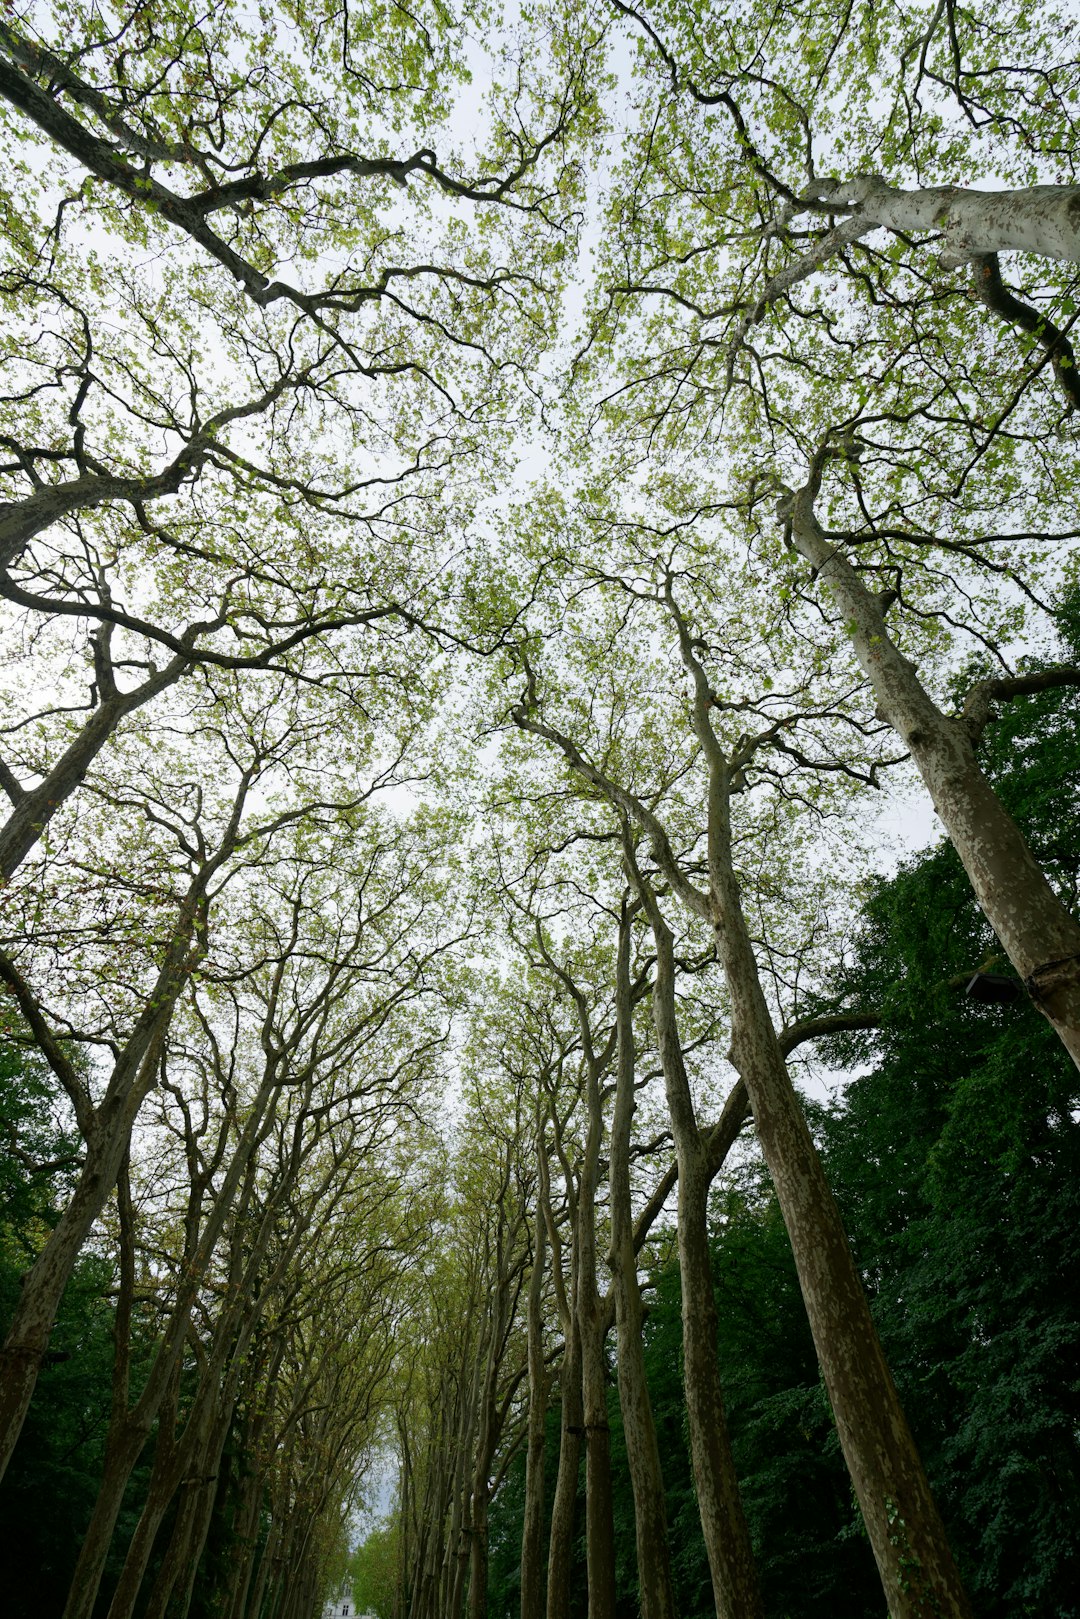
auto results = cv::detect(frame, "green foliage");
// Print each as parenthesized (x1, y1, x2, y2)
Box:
(484, 668, 1080, 1619)
(0, 1040, 121, 1618)
(819, 673, 1080, 1616)
(349, 1517, 401, 1619)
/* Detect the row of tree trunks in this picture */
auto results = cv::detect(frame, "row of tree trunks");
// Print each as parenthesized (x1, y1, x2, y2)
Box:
(512, 601, 975, 1618)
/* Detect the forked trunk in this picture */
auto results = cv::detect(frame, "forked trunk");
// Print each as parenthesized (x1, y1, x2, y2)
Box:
(817, 176, 1080, 263)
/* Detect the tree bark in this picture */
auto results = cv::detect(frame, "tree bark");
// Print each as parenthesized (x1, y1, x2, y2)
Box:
(141, 1419, 227, 1619)
(633, 878, 765, 1619)
(576, 1038, 616, 1619)
(707, 791, 973, 1618)
(607, 898, 677, 1619)
(783, 465, 1080, 1071)
(0, 650, 187, 879)
(545, 1318, 583, 1619)
(520, 1165, 549, 1619)
(811, 176, 1080, 264)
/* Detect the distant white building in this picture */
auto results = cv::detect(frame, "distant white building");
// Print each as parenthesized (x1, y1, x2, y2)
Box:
(322, 1584, 373, 1619)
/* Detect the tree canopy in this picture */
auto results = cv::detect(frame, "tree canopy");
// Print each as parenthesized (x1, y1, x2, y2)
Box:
(1, 2, 1078, 1617)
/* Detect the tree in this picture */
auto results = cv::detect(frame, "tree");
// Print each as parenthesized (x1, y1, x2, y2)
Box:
(351, 1518, 402, 1619)
(508, 562, 971, 1617)
(775, 437, 1080, 1067)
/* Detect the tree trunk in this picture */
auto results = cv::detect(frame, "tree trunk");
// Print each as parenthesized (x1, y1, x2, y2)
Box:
(785, 473, 1080, 1071)
(0, 1089, 152, 1478)
(0, 654, 185, 880)
(222, 1461, 265, 1619)
(580, 1309, 615, 1619)
(520, 1173, 549, 1619)
(817, 176, 1080, 264)
(62, 1416, 154, 1619)
(141, 1402, 231, 1619)
(640, 894, 765, 1619)
(576, 1047, 616, 1619)
(704, 765, 973, 1619)
(608, 901, 677, 1619)
(244, 1507, 279, 1619)
(545, 1321, 583, 1619)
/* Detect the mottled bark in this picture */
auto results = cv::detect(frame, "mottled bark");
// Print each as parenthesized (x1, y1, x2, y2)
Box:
(709, 804, 972, 1617)
(0, 651, 189, 880)
(141, 1405, 230, 1619)
(784, 467, 1080, 1072)
(808, 176, 1080, 264)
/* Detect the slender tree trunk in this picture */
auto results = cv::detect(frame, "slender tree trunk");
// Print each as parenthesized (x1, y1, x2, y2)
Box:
(639, 891, 765, 1619)
(579, 1302, 615, 1619)
(608, 899, 677, 1619)
(63, 1417, 154, 1619)
(0, 654, 185, 879)
(104, 1445, 180, 1619)
(576, 1047, 616, 1619)
(105, 1363, 225, 1619)
(142, 1402, 231, 1619)
(246, 1510, 280, 1619)
(520, 1172, 549, 1619)
(468, 1497, 490, 1619)
(222, 1463, 265, 1619)
(0, 1084, 153, 1477)
(545, 1321, 583, 1619)
(468, 1308, 503, 1619)
(63, 1159, 147, 1619)
(785, 471, 1080, 1071)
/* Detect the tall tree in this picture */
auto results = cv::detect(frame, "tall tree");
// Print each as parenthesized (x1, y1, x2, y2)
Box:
(508, 566, 972, 1617)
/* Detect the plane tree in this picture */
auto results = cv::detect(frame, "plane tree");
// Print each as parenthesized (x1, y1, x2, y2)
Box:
(52, 797, 457, 1619)
(0, 0, 605, 902)
(565, 0, 1080, 1071)
(0, 647, 451, 1477)
(468, 678, 881, 1619)
(496, 539, 971, 1618)
(590, 0, 1080, 436)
